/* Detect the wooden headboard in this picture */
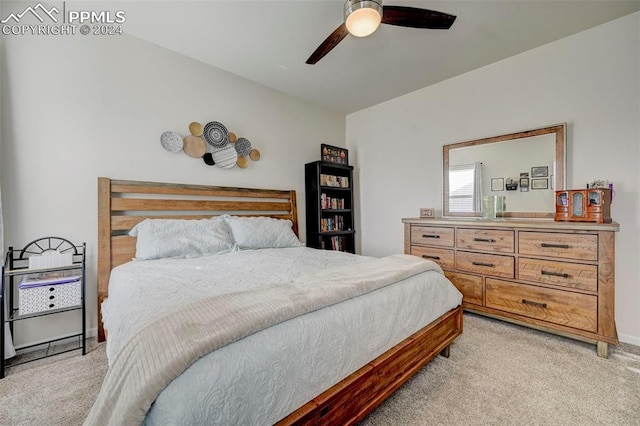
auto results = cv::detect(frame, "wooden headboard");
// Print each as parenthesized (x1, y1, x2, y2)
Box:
(97, 177, 299, 342)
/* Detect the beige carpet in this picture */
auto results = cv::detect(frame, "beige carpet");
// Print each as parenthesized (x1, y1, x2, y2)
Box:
(1, 313, 638, 426)
(0, 338, 106, 426)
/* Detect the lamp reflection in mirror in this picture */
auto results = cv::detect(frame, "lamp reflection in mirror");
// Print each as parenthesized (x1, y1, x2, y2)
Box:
(345, 0, 383, 37)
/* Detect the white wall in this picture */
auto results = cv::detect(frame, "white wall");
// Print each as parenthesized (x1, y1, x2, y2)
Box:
(347, 13, 640, 344)
(0, 34, 345, 345)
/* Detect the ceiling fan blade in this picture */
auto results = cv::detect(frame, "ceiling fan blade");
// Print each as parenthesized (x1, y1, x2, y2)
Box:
(306, 23, 350, 65)
(382, 6, 456, 29)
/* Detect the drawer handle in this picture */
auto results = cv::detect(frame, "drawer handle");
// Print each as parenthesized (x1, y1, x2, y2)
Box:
(541, 243, 570, 249)
(319, 405, 331, 418)
(472, 261, 494, 268)
(522, 299, 547, 309)
(421, 234, 440, 239)
(473, 237, 495, 243)
(49, 287, 55, 292)
(48, 303, 55, 308)
(49, 295, 55, 300)
(422, 255, 441, 260)
(541, 270, 570, 279)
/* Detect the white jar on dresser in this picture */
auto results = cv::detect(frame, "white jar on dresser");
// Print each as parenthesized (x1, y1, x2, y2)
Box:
(402, 218, 620, 358)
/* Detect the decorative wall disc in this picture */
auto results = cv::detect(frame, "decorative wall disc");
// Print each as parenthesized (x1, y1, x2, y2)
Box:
(203, 121, 229, 148)
(188, 122, 204, 137)
(237, 156, 249, 168)
(228, 132, 237, 143)
(211, 144, 238, 169)
(202, 153, 215, 166)
(249, 149, 261, 161)
(183, 135, 207, 158)
(160, 131, 183, 153)
(234, 137, 252, 157)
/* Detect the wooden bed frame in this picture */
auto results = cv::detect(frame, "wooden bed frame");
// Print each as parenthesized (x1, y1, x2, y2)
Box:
(97, 177, 463, 425)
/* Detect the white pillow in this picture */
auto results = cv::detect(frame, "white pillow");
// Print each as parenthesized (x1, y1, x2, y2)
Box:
(129, 217, 235, 260)
(224, 216, 305, 249)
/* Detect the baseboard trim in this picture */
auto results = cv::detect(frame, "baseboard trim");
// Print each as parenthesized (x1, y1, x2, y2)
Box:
(618, 333, 640, 347)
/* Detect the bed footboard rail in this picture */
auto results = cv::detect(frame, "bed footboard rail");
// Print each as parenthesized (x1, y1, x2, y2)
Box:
(277, 305, 463, 425)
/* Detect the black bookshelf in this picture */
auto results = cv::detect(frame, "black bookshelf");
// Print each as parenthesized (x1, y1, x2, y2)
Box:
(305, 161, 355, 253)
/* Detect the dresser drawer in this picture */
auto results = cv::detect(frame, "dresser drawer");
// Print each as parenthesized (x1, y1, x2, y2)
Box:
(410, 246, 455, 270)
(445, 271, 483, 306)
(485, 279, 597, 332)
(518, 258, 598, 292)
(519, 232, 597, 261)
(456, 251, 514, 279)
(457, 228, 514, 253)
(410, 226, 454, 247)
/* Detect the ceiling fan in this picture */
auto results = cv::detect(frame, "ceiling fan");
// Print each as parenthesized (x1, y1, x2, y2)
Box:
(306, 0, 456, 65)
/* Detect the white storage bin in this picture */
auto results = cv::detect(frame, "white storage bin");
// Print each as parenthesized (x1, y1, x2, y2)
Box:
(19, 280, 82, 315)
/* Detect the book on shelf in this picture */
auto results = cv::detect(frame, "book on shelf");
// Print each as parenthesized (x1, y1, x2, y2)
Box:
(319, 174, 349, 188)
(320, 215, 345, 232)
(321, 194, 345, 210)
(330, 236, 348, 251)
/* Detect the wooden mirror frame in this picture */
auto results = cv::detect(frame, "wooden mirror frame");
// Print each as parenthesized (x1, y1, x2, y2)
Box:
(443, 123, 566, 218)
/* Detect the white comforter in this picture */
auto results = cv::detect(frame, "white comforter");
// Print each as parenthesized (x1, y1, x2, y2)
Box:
(101, 247, 462, 425)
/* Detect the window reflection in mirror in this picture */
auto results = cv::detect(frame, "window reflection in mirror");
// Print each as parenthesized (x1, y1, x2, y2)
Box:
(449, 163, 481, 213)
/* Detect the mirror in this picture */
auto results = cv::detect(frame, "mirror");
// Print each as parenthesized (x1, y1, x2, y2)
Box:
(443, 124, 566, 218)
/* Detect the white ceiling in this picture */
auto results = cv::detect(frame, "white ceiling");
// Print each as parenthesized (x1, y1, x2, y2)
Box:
(121, 1, 640, 114)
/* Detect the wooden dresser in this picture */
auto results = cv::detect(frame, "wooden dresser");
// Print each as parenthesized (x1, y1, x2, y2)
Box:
(402, 218, 620, 357)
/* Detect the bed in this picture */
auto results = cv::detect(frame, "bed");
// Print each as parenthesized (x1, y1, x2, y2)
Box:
(89, 177, 463, 425)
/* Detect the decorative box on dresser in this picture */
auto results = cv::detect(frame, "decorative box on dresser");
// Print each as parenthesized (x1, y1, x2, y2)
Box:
(402, 218, 619, 357)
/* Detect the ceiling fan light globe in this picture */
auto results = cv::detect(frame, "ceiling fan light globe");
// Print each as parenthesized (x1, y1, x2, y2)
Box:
(344, 0, 383, 37)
